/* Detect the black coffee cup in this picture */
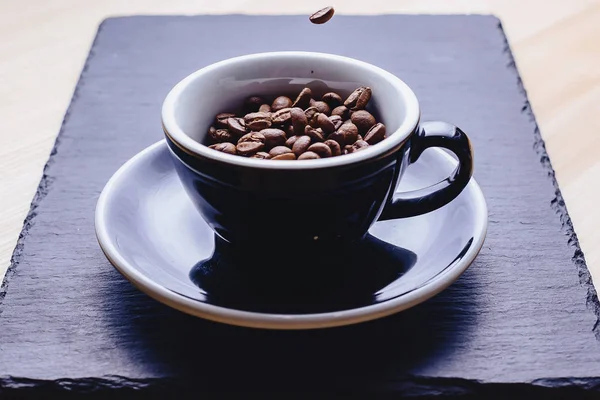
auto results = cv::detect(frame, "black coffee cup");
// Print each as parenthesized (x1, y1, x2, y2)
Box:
(162, 52, 473, 246)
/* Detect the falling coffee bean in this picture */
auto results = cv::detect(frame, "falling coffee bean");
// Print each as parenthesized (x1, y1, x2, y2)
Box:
(307, 142, 332, 158)
(272, 96, 293, 112)
(321, 92, 343, 108)
(292, 88, 312, 109)
(309, 6, 335, 24)
(364, 123, 387, 145)
(260, 128, 287, 148)
(216, 112, 236, 128)
(344, 86, 372, 110)
(209, 142, 236, 154)
(271, 108, 292, 126)
(316, 113, 335, 134)
(351, 110, 376, 134)
(245, 112, 272, 131)
(290, 107, 308, 134)
(292, 135, 312, 156)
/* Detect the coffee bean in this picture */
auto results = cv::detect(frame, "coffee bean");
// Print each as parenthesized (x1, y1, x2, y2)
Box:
(210, 128, 235, 143)
(251, 152, 271, 159)
(327, 131, 345, 147)
(324, 139, 342, 156)
(298, 151, 321, 160)
(238, 132, 266, 144)
(321, 92, 343, 108)
(285, 125, 295, 137)
(309, 6, 335, 24)
(209, 142, 236, 154)
(272, 153, 296, 160)
(259, 104, 272, 113)
(292, 135, 312, 156)
(329, 115, 343, 130)
(304, 107, 319, 125)
(237, 141, 265, 156)
(269, 146, 293, 157)
(245, 96, 264, 112)
(346, 140, 370, 154)
(337, 122, 359, 145)
(271, 108, 292, 126)
(292, 88, 312, 109)
(309, 98, 317, 107)
(245, 112, 272, 131)
(227, 117, 247, 136)
(331, 105, 349, 119)
(272, 96, 293, 112)
(344, 86, 372, 110)
(285, 135, 299, 148)
(316, 113, 335, 134)
(216, 112, 236, 128)
(304, 126, 325, 142)
(313, 101, 331, 116)
(290, 107, 308, 134)
(307, 142, 332, 158)
(364, 122, 387, 145)
(351, 110, 376, 134)
(260, 128, 287, 148)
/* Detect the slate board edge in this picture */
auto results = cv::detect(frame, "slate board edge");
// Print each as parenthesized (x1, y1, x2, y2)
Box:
(0, 15, 598, 396)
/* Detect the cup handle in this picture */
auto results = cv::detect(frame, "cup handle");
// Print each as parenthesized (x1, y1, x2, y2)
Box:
(378, 121, 474, 220)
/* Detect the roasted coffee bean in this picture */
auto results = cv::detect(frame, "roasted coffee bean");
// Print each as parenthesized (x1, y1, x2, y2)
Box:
(290, 107, 308, 134)
(364, 122, 387, 145)
(309, 98, 317, 107)
(331, 105, 350, 119)
(251, 151, 271, 159)
(272, 153, 296, 160)
(238, 132, 266, 144)
(313, 101, 331, 116)
(227, 117, 247, 136)
(321, 92, 343, 108)
(327, 131, 345, 147)
(338, 122, 359, 145)
(292, 88, 312, 108)
(351, 110, 376, 134)
(345, 140, 370, 154)
(305, 125, 325, 142)
(329, 115, 343, 130)
(216, 112, 236, 127)
(292, 135, 312, 156)
(245, 96, 264, 112)
(316, 113, 335, 134)
(324, 139, 342, 156)
(344, 86, 372, 110)
(244, 112, 272, 131)
(309, 6, 335, 24)
(285, 135, 299, 148)
(298, 151, 320, 160)
(260, 128, 287, 148)
(272, 96, 293, 112)
(210, 128, 235, 143)
(307, 142, 332, 158)
(259, 104, 272, 113)
(269, 146, 293, 157)
(304, 107, 319, 125)
(237, 137, 265, 155)
(209, 142, 236, 154)
(271, 108, 292, 126)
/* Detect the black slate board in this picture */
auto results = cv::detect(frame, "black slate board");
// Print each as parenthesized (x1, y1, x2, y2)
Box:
(1, 15, 599, 398)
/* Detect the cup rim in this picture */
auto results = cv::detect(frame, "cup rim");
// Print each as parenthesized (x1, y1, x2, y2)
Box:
(161, 51, 420, 170)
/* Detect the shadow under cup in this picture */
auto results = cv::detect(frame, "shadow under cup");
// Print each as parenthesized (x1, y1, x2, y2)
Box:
(162, 53, 419, 248)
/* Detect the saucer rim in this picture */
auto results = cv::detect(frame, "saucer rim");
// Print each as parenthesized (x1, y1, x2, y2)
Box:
(95, 140, 488, 330)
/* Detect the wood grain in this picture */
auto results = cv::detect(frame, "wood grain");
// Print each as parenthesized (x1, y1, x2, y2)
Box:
(1, 1, 599, 294)
(0, 15, 599, 396)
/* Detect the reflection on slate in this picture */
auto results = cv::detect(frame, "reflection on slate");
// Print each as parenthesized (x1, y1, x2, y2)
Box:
(189, 234, 416, 314)
(1, 14, 600, 397)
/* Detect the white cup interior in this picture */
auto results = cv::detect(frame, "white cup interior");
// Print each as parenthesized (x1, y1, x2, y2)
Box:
(162, 52, 420, 169)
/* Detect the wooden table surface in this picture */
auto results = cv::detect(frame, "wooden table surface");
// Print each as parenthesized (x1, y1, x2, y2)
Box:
(1, 0, 599, 292)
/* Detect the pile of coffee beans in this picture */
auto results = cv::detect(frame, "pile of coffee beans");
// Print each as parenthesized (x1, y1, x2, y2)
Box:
(206, 86, 388, 160)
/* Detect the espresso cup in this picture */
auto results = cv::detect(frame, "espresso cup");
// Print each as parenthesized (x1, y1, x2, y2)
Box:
(162, 52, 473, 247)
